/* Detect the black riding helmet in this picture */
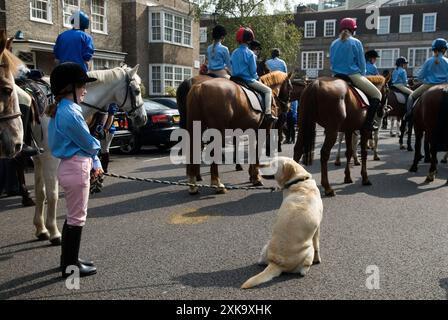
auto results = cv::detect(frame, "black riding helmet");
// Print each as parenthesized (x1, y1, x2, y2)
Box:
(50, 62, 96, 103)
(395, 56, 408, 67)
(271, 48, 281, 58)
(249, 40, 262, 51)
(365, 50, 380, 60)
(212, 25, 227, 40)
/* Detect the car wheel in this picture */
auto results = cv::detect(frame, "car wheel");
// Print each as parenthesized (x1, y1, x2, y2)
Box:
(156, 142, 175, 151)
(120, 135, 141, 154)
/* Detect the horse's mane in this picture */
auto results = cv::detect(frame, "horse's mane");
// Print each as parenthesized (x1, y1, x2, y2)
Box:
(260, 71, 288, 87)
(87, 67, 126, 84)
(366, 75, 385, 87)
(1, 49, 22, 76)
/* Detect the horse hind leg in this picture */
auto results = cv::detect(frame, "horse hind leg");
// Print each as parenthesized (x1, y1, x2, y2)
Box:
(42, 157, 61, 245)
(352, 132, 361, 166)
(344, 132, 354, 184)
(425, 142, 438, 183)
(210, 163, 226, 194)
(32, 157, 50, 240)
(321, 130, 338, 196)
(360, 130, 372, 186)
(373, 129, 380, 161)
(334, 132, 343, 166)
(409, 129, 423, 173)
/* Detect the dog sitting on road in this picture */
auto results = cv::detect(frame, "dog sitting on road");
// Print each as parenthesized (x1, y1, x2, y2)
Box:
(241, 157, 323, 289)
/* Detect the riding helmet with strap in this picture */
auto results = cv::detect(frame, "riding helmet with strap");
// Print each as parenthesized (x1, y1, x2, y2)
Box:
(365, 50, 380, 60)
(70, 10, 90, 31)
(236, 27, 255, 44)
(339, 18, 357, 33)
(432, 38, 448, 51)
(212, 25, 227, 40)
(395, 56, 408, 67)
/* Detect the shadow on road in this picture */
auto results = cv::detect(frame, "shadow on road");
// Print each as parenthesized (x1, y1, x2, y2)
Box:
(439, 278, 448, 300)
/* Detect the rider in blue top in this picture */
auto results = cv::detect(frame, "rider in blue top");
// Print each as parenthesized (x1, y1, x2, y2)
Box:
(266, 49, 288, 73)
(330, 18, 382, 130)
(54, 10, 95, 72)
(207, 25, 231, 78)
(406, 38, 448, 117)
(391, 57, 413, 97)
(231, 27, 276, 123)
(365, 50, 380, 76)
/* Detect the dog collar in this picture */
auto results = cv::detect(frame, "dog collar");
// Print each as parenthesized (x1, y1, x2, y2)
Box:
(284, 176, 310, 189)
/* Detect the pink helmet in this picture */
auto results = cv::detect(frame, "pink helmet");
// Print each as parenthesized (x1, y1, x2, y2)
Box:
(339, 18, 357, 33)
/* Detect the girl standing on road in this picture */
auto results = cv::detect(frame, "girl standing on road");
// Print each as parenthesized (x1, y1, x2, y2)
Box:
(47, 62, 102, 278)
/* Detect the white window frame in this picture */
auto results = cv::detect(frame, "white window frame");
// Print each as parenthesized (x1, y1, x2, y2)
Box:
(301, 51, 324, 70)
(376, 48, 400, 68)
(30, 0, 53, 24)
(304, 21, 316, 38)
(377, 16, 390, 35)
(408, 47, 432, 68)
(149, 64, 193, 95)
(399, 14, 413, 34)
(90, 0, 108, 34)
(200, 27, 207, 43)
(324, 19, 336, 38)
(62, 0, 80, 28)
(148, 9, 193, 48)
(422, 13, 437, 32)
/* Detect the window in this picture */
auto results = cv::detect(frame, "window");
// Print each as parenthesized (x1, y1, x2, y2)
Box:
(376, 48, 400, 68)
(183, 18, 192, 46)
(399, 14, 413, 33)
(408, 47, 431, 68)
(91, 0, 107, 33)
(150, 11, 192, 47)
(151, 12, 161, 41)
(149, 64, 193, 95)
(304, 21, 316, 38)
(164, 13, 173, 42)
(62, 0, 80, 28)
(324, 19, 336, 37)
(200, 27, 207, 43)
(30, 0, 52, 23)
(174, 16, 183, 44)
(301, 51, 324, 70)
(92, 58, 121, 70)
(377, 16, 390, 35)
(423, 13, 437, 32)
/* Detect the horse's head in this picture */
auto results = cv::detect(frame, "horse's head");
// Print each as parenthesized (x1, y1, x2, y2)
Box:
(0, 31, 24, 158)
(115, 64, 147, 128)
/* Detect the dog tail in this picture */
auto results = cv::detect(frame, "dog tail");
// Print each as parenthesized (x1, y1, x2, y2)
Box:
(241, 263, 282, 289)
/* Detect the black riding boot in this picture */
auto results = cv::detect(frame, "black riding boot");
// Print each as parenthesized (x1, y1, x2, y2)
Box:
(100, 152, 110, 173)
(362, 98, 381, 131)
(61, 223, 96, 278)
(404, 96, 415, 121)
(19, 104, 42, 157)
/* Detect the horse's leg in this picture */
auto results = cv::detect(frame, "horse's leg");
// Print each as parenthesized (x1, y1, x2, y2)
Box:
(407, 120, 414, 151)
(234, 136, 243, 171)
(424, 135, 431, 163)
(360, 130, 372, 186)
(32, 156, 49, 240)
(409, 129, 423, 172)
(442, 152, 448, 164)
(425, 141, 438, 183)
(334, 132, 343, 166)
(187, 164, 200, 195)
(210, 162, 226, 194)
(399, 119, 406, 150)
(373, 129, 380, 161)
(14, 156, 35, 207)
(249, 134, 262, 186)
(352, 132, 361, 166)
(42, 156, 61, 245)
(321, 130, 338, 197)
(344, 131, 354, 184)
(390, 117, 395, 136)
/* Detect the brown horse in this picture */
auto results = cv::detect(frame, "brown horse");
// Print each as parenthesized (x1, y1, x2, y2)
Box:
(0, 31, 24, 158)
(293, 75, 388, 196)
(409, 84, 448, 183)
(185, 71, 293, 194)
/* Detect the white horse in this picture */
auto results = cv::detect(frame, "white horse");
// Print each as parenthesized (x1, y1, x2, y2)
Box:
(30, 65, 147, 244)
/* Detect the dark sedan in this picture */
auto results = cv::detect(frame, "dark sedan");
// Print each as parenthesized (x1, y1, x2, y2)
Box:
(120, 99, 180, 154)
(150, 97, 178, 109)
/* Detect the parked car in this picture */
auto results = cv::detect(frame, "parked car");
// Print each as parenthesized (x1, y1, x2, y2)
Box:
(109, 112, 133, 151)
(150, 97, 177, 109)
(120, 99, 180, 154)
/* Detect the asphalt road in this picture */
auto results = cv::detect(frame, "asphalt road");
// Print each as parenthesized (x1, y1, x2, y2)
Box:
(1, 128, 448, 300)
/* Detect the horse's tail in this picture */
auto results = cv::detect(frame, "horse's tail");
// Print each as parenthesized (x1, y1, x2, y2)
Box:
(241, 263, 283, 289)
(297, 80, 319, 166)
(176, 78, 192, 129)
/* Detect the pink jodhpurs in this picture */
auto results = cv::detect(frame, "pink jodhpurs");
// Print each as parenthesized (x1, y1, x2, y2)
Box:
(57, 155, 92, 227)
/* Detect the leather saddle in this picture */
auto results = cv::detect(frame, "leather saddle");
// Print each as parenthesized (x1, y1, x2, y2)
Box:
(391, 87, 408, 105)
(16, 72, 53, 116)
(230, 76, 264, 113)
(334, 74, 369, 108)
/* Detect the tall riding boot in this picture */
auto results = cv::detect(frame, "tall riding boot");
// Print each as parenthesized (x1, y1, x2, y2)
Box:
(61, 223, 96, 278)
(362, 98, 381, 131)
(405, 96, 414, 121)
(100, 152, 110, 173)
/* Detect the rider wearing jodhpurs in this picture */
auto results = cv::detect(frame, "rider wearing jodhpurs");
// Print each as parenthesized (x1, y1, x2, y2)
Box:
(47, 63, 103, 278)
(330, 18, 382, 130)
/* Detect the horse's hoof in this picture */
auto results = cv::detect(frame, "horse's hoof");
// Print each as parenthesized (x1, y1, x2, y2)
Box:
(324, 189, 335, 197)
(252, 180, 264, 187)
(216, 188, 227, 194)
(407, 146, 414, 152)
(373, 156, 380, 161)
(344, 178, 353, 184)
(22, 197, 35, 207)
(425, 177, 434, 183)
(334, 160, 341, 167)
(36, 232, 50, 241)
(400, 145, 406, 150)
(409, 165, 418, 173)
(188, 188, 199, 195)
(235, 164, 243, 171)
(424, 158, 431, 164)
(354, 161, 361, 166)
(196, 175, 203, 182)
(362, 180, 372, 186)
(50, 237, 62, 246)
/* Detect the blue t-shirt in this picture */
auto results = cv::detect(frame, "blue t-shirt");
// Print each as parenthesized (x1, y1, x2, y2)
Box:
(266, 57, 287, 73)
(54, 29, 95, 72)
(231, 44, 258, 83)
(330, 36, 366, 76)
(417, 53, 448, 84)
(207, 42, 231, 71)
(392, 67, 408, 85)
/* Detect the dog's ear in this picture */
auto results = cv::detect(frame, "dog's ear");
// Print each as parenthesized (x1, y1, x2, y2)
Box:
(281, 160, 312, 186)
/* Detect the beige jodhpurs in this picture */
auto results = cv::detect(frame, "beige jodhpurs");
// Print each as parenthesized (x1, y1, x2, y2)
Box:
(392, 84, 414, 96)
(248, 80, 272, 114)
(410, 84, 436, 100)
(348, 73, 382, 100)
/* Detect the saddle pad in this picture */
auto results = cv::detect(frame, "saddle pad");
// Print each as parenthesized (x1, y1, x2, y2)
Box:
(17, 79, 53, 116)
(240, 85, 263, 113)
(393, 91, 407, 104)
(348, 86, 369, 108)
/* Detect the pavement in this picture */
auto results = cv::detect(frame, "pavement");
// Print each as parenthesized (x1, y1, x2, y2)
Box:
(1, 127, 448, 300)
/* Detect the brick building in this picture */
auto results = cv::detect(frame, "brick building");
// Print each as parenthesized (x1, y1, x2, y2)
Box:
(0, 0, 5, 30)
(296, 0, 448, 78)
(5, 0, 126, 75)
(122, 0, 200, 96)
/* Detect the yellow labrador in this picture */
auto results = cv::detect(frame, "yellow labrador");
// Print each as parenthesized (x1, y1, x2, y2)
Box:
(241, 157, 323, 289)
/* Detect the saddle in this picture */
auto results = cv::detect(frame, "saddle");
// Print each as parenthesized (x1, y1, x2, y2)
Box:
(16, 76, 53, 117)
(230, 76, 264, 113)
(391, 87, 408, 105)
(334, 74, 369, 108)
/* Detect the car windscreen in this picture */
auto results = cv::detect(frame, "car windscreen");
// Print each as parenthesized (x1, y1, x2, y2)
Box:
(144, 101, 171, 112)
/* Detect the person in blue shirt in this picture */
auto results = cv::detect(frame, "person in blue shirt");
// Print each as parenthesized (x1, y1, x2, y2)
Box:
(365, 50, 380, 76)
(330, 18, 382, 130)
(266, 48, 288, 73)
(207, 25, 231, 78)
(285, 100, 299, 144)
(53, 10, 94, 72)
(47, 62, 102, 278)
(231, 27, 276, 123)
(391, 57, 413, 97)
(406, 38, 448, 117)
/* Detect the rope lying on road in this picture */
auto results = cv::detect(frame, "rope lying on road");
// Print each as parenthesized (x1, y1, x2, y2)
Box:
(103, 172, 276, 192)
